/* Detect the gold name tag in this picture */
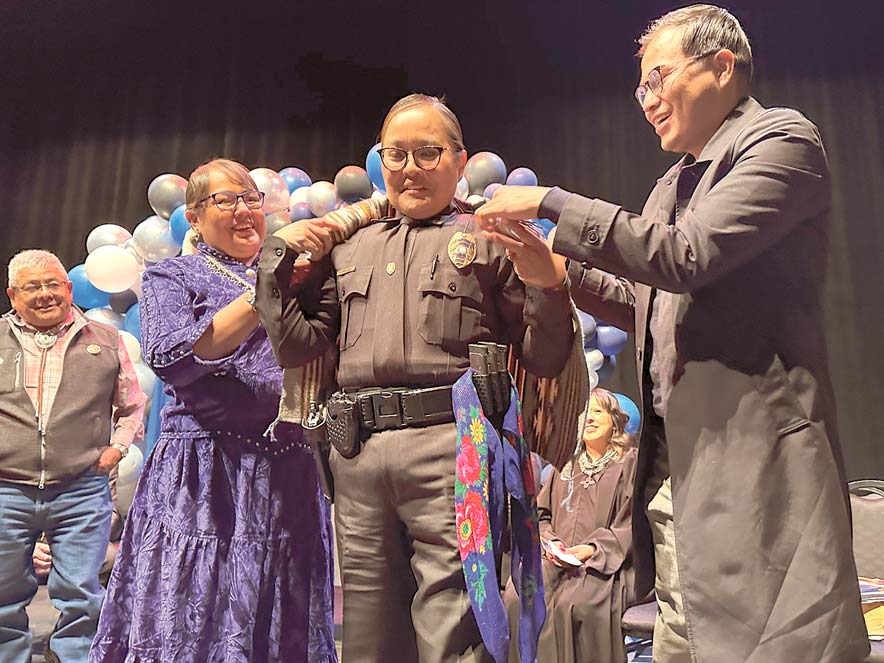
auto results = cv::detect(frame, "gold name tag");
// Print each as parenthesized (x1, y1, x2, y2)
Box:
(336, 266, 356, 276)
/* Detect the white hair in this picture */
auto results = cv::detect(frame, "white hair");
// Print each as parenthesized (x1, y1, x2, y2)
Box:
(8, 249, 68, 290)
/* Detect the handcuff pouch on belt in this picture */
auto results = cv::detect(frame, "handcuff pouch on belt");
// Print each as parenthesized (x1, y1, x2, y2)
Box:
(303, 401, 335, 501)
(326, 391, 365, 460)
(468, 342, 512, 430)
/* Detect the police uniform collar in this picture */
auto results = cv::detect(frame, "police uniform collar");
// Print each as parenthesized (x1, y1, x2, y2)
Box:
(388, 200, 469, 227)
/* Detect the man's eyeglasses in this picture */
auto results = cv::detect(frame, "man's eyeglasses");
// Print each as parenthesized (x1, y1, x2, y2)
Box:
(197, 189, 265, 211)
(377, 145, 456, 172)
(15, 281, 66, 296)
(634, 52, 715, 106)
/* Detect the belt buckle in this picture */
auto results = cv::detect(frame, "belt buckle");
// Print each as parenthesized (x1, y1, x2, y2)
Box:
(371, 390, 403, 431)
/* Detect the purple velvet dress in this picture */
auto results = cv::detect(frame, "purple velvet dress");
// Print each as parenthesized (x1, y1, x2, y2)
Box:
(90, 244, 337, 663)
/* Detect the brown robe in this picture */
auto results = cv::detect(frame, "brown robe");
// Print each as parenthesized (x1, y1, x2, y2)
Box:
(505, 447, 638, 663)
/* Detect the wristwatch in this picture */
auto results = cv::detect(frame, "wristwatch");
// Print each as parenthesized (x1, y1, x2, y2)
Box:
(110, 442, 129, 458)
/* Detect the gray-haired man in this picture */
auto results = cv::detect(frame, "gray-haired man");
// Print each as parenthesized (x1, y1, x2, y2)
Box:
(0, 250, 145, 663)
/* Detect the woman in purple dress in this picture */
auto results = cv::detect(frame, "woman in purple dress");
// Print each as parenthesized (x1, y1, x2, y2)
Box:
(90, 159, 336, 663)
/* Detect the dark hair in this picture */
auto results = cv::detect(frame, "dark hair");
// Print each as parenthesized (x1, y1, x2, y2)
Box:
(637, 4, 753, 82)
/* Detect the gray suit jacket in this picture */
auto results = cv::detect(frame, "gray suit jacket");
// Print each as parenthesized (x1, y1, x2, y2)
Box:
(553, 97, 869, 662)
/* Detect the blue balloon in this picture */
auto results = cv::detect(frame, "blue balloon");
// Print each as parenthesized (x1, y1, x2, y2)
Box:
(69, 264, 110, 309)
(577, 310, 597, 348)
(169, 204, 189, 246)
(506, 167, 539, 187)
(483, 182, 502, 199)
(614, 393, 641, 435)
(596, 324, 628, 356)
(365, 143, 385, 192)
(279, 167, 312, 194)
(597, 354, 616, 384)
(123, 303, 141, 340)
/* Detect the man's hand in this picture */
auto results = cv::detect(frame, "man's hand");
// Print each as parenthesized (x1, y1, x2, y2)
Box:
(273, 218, 339, 259)
(94, 446, 123, 475)
(482, 221, 567, 290)
(564, 544, 596, 563)
(33, 541, 52, 576)
(474, 185, 552, 231)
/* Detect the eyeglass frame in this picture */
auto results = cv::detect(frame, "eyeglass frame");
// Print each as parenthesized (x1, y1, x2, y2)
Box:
(196, 189, 266, 210)
(634, 51, 717, 106)
(13, 280, 69, 296)
(377, 145, 461, 172)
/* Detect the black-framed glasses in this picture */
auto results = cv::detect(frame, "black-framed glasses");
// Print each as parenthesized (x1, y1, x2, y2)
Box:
(634, 52, 715, 106)
(15, 280, 67, 296)
(377, 145, 456, 172)
(197, 189, 265, 210)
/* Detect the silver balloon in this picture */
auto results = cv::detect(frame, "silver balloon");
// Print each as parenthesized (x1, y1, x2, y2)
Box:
(334, 166, 373, 203)
(86, 224, 132, 253)
(147, 173, 187, 220)
(265, 210, 291, 234)
(249, 168, 290, 215)
(466, 194, 486, 208)
(306, 181, 338, 216)
(464, 152, 507, 196)
(84, 307, 125, 330)
(134, 362, 157, 401)
(133, 215, 180, 262)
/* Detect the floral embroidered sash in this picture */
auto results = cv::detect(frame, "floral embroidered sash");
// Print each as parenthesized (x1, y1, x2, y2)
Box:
(452, 369, 545, 663)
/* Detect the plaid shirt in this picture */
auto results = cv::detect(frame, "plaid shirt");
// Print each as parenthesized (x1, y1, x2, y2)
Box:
(7, 308, 145, 448)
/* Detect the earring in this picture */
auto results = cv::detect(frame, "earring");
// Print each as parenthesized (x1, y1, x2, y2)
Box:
(193, 228, 202, 242)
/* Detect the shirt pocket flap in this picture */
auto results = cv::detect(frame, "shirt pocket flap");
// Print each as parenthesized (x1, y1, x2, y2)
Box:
(417, 264, 483, 303)
(337, 266, 373, 303)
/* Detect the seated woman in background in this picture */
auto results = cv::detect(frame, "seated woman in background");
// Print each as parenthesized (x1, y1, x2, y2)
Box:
(505, 387, 638, 663)
(90, 158, 336, 663)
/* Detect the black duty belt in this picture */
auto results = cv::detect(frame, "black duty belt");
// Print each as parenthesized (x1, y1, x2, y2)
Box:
(351, 385, 455, 431)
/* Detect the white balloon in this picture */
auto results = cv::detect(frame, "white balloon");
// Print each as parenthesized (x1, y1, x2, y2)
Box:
(249, 167, 291, 215)
(84, 307, 125, 330)
(133, 215, 180, 262)
(585, 349, 605, 371)
(86, 224, 132, 253)
(147, 173, 187, 219)
(133, 362, 157, 401)
(115, 444, 144, 517)
(588, 369, 600, 391)
(290, 186, 309, 207)
(306, 181, 338, 216)
(119, 330, 142, 364)
(466, 194, 486, 207)
(84, 245, 140, 293)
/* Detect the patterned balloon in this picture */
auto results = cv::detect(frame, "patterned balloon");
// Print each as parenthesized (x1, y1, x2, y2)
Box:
(306, 181, 338, 216)
(147, 173, 187, 219)
(249, 168, 290, 215)
(132, 216, 180, 263)
(278, 167, 312, 194)
(86, 224, 132, 254)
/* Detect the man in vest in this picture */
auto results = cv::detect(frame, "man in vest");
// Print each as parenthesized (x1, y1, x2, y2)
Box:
(0, 249, 145, 663)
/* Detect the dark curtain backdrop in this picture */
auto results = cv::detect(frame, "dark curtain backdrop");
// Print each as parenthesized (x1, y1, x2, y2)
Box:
(1, 0, 881, 478)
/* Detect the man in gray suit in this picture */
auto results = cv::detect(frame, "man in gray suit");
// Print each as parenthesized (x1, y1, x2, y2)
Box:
(477, 5, 869, 662)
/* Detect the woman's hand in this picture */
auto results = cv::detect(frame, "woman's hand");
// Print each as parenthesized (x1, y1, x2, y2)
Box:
(274, 218, 339, 259)
(564, 544, 596, 563)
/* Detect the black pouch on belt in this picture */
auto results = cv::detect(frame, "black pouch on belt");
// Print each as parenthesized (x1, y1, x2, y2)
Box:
(326, 391, 363, 459)
(303, 401, 334, 501)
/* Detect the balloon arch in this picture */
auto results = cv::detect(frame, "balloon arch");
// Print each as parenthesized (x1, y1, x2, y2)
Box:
(73, 148, 640, 510)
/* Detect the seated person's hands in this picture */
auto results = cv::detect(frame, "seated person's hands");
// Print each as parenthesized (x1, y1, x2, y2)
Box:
(564, 544, 596, 564)
(33, 541, 52, 577)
